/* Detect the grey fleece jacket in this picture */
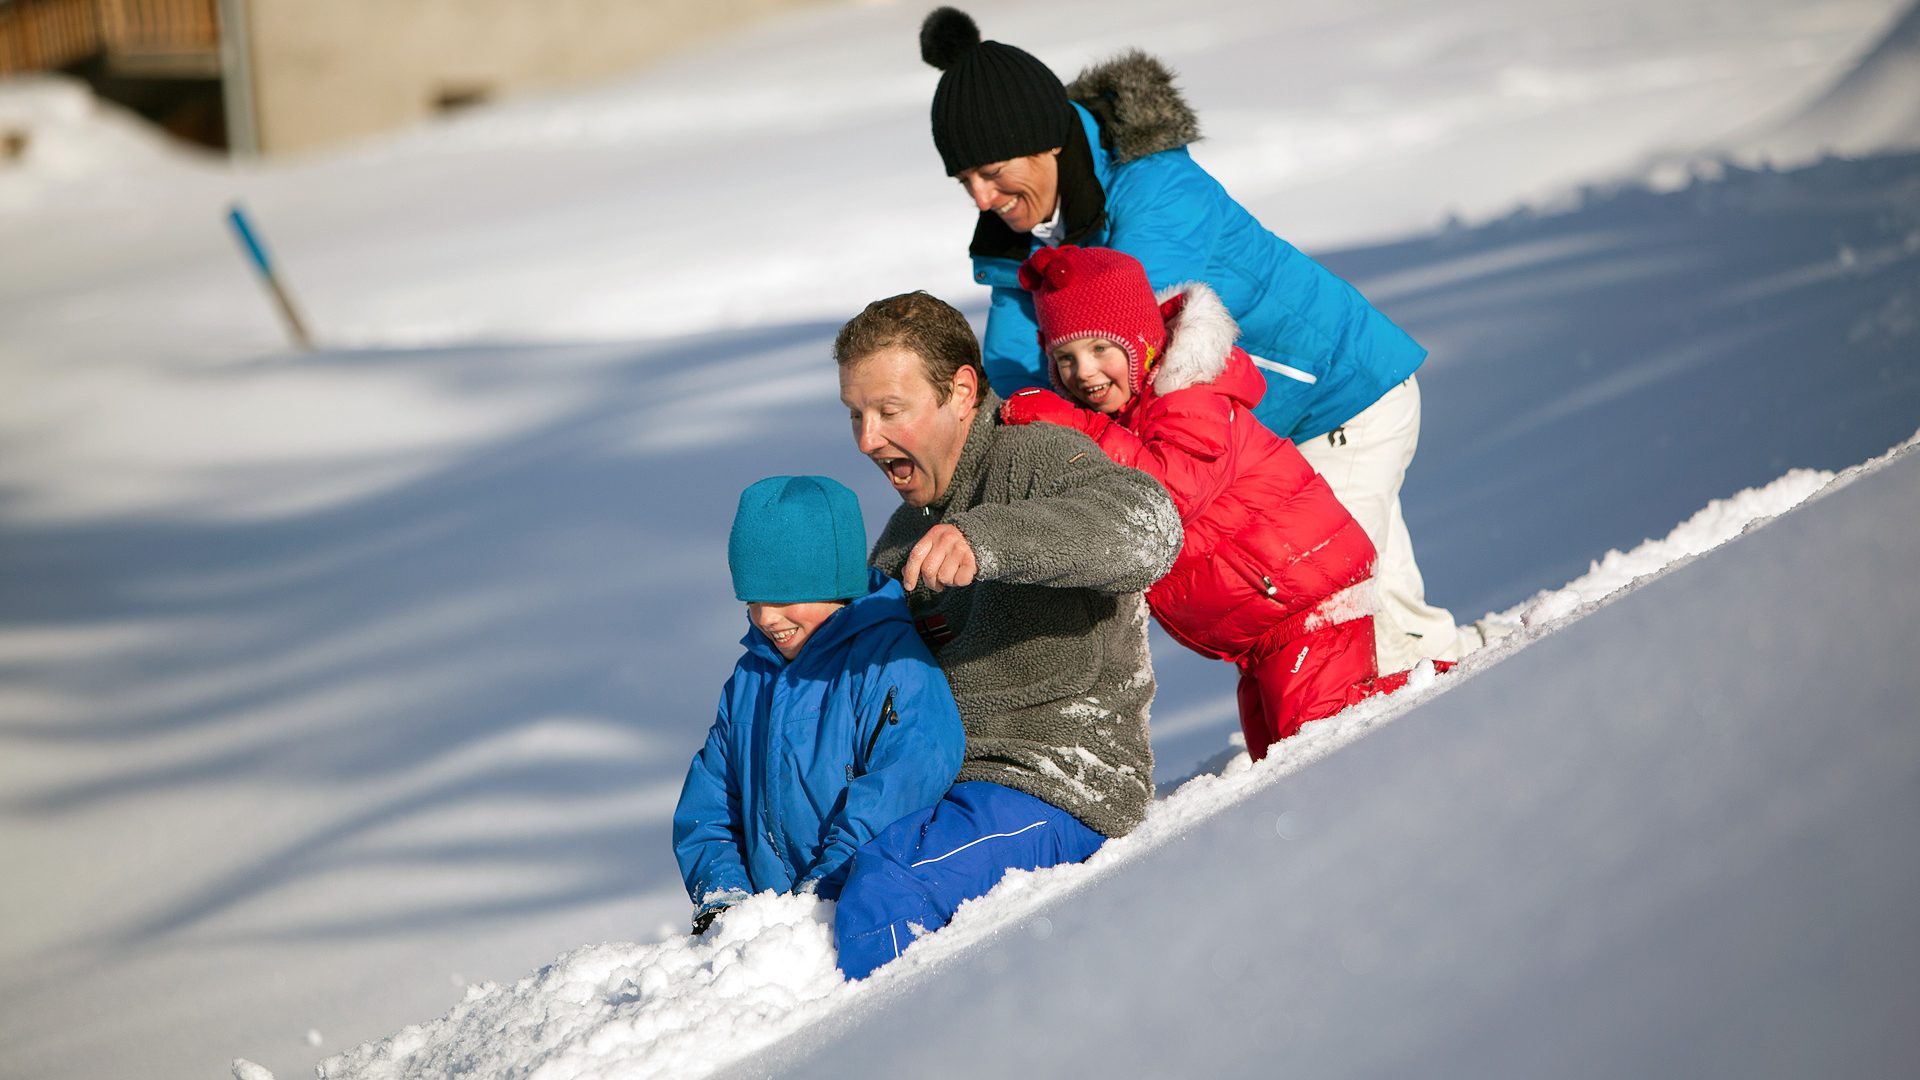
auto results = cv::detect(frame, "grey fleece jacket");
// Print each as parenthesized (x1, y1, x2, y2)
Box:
(870, 391, 1184, 837)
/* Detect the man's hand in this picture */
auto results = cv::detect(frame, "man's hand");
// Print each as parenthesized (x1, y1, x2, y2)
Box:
(1000, 387, 1097, 433)
(902, 523, 978, 592)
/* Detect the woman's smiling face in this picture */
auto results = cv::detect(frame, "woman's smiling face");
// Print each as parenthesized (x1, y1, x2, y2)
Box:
(954, 149, 1061, 234)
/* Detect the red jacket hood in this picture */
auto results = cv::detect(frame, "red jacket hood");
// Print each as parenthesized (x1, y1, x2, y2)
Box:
(1062, 280, 1376, 664)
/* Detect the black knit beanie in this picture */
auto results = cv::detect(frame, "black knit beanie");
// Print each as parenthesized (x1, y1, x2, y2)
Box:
(920, 7, 1076, 176)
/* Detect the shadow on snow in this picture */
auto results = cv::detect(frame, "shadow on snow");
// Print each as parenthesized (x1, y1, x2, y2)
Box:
(2, 152, 1917, 946)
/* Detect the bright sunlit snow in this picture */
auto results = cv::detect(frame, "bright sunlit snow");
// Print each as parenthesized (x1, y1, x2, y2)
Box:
(2, 1, 1917, 1078)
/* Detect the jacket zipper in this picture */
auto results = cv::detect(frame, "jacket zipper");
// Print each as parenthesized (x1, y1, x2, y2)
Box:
(862, 686, 899, 762)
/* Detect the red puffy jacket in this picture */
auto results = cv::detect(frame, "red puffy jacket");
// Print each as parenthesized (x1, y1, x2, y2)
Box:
(1064, 284, 1378, 662)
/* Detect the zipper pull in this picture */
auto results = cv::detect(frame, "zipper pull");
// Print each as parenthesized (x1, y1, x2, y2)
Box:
(863, 687, 900, 761)
(1262, 575, 1278, 597)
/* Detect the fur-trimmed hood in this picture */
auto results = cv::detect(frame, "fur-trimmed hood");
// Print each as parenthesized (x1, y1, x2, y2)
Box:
(1148, 281, 1240, 395)
(1067, 50, 1201, 164)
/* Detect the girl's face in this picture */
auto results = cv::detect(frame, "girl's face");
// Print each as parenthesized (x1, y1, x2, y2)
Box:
(747, 600, 845, 660)
(1051, 337, 1133, 414)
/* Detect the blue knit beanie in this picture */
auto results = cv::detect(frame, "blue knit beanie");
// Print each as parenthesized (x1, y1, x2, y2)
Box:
(728, 476, 870, 603)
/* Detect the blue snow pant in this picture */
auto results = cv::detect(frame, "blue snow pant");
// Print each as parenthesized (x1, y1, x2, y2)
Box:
(832, 780, 1106, 980)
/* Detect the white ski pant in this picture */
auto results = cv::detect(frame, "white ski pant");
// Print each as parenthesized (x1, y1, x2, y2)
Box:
(1294, 375, 1477, 672)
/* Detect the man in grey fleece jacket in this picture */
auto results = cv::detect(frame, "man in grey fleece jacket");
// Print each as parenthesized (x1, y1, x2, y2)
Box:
(828, 290, 1182, 980)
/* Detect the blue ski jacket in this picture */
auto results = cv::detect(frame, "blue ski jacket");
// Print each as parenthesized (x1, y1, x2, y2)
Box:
(969, 55, 1427, 441)
(672, 571, 965, 911)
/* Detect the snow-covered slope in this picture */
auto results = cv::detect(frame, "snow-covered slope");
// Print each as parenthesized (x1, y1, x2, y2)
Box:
(310, 442, 1915, 1080)
(0, 0, 1902, 358)
(1323, 151, 1920, 621)
(2, 2, 1917, 1079)
(741, 441, 1920, 1080)
(1741, 0, 1920, 161)
(0, 75, 215, 215)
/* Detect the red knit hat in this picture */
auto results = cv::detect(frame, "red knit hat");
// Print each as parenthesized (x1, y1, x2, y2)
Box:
(1020, 245, 1167, 398)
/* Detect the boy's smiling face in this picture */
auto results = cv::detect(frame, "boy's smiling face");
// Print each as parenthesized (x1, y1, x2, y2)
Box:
(1052, 336, 1134, 414)
(747, 600, 846, 660)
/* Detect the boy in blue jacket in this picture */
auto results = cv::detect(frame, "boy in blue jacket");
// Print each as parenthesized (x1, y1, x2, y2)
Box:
(672, 475, 966, 935)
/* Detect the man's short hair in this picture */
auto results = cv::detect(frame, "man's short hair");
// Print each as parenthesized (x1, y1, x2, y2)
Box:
(833, 291, 987, 403)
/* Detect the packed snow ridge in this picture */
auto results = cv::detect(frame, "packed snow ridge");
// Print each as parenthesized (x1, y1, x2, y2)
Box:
(289, 440, 1912, 1080)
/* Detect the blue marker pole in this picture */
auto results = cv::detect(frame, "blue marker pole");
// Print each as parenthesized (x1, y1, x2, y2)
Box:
(226, 203, 313, 349)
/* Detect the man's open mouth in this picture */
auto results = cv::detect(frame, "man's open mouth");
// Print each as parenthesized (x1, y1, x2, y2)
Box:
(879, 456, 915, 486)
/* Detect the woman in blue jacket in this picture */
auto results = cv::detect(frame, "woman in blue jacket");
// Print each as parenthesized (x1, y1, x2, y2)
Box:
(672, 477, 965, 934)
(917, 7, 1504, 668)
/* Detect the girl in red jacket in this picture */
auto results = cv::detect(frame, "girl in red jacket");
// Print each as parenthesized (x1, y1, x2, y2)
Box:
(1000, 245, 1430, 760)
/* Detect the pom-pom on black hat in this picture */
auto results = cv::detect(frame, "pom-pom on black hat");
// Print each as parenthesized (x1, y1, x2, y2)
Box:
(920, 7, 1076, 176)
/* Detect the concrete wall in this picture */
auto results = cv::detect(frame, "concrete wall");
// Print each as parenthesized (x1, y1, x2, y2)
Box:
(242, 0, 829, 156)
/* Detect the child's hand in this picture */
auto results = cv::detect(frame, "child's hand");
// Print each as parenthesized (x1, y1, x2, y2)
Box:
(1000, 388, 1092, 432)
(691, 903, 730, 936)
